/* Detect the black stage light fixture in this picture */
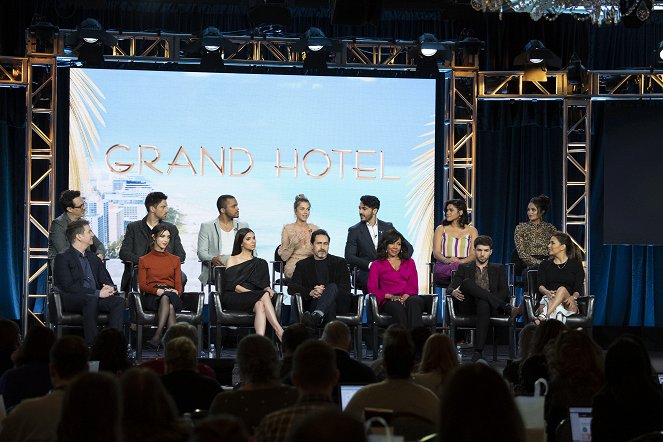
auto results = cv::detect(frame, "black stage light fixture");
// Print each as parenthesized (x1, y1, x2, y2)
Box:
(514, 40, 561, 82)
(566, 53, 588, 93)
(186, 27, 239, 72)
(657, 41, 663, 62)
(28, 19, 59, 54)
(295, 28, 334, 73)
(415, 34, 451, 76)
(65, 18, 117, 67)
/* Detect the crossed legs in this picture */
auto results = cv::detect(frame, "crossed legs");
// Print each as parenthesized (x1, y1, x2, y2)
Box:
(253, 292, 284, 340)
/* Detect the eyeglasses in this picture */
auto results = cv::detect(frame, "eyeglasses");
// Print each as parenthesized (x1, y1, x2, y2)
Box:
(73, 202, 86, 209)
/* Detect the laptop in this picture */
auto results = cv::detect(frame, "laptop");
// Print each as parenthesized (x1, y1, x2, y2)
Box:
(568, 406, 592, 442)
(338, 384, 364, 411)
(657, 373, 663, 386)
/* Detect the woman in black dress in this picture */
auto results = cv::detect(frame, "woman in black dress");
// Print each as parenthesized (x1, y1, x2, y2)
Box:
(223, 228, 284, 340)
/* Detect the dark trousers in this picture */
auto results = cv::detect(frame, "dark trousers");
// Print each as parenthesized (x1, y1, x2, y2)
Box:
(453, 279, 504, 352)
(309, 283, 338, 323)
(61, 292, 125, 344)
(382, 295, 425, 329)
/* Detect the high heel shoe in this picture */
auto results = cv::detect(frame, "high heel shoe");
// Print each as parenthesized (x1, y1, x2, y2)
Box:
(145, 339, 161, 353)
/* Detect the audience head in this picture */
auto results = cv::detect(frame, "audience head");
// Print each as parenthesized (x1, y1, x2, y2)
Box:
(14, 325, 55, 366)
(163, 322, 199, 349)
(50, 335, 89, 382)
(359, 195, 380, 211)
(237, 335, 280, 385)
(292, 340, 338, 393)
(549, 231, 583, 262)
(282, 323, 311, 356)
(0, 319, 20, 350)
(287, 410, 366, 442)
(604, 335, 657, 390)
(517, 354, 549, 395)
(376, 229, 409, 260)
(58, 372, 122, 442)
(321, 321, 352, 352)
(65, 219, 91, 245)
(293, 194, 311, 222)
(231, 227, 255, 256)
(90, 328, 131, 375)
(382, 324, 415, 379)
(59, 190, 85, 216)
(547, 330, 603, 388)
(517, 323, 537, 360)
(144, 191, 168, 218)
(530, 319, 567, 356)
(411, 326, 432, 364)
(418, 334, 458, 379)
(190, 415, 250, 442)
(216, 194, 237, 215)
(439, 364, 526, 442)
(442, 198, 469, 227)
(164, 336, 198, 373)
(528, 195, 551, 219)
(121, 368, 180, 440)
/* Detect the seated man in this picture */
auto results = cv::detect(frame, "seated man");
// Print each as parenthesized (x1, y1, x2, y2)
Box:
(119, 191, 185, 293)
(447, 235, 516, 362)
(289, 229, 352, 327)
(53, 219, 124, 345)
(344, 195, 413, 292)
(48, 190, 105, 262)
(321, 321, 376, 384)
(345, 324, 439, 424)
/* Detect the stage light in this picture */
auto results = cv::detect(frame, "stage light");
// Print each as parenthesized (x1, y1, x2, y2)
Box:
(658, 41, 663, 61)
(202, 27, 223, 52)
(418, 33, 444, 57)
(514, 40, 561, 69)
(64, 19, 117, 67)
(566, 53, 587, 85)
(303, 28, 332, 52)
(28, 20, 59, 54)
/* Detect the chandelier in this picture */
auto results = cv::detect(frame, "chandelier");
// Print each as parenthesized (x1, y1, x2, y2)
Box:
(470, 0, 651, 25)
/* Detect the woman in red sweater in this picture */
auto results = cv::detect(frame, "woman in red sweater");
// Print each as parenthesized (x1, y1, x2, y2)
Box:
(139, 224, 183, 348)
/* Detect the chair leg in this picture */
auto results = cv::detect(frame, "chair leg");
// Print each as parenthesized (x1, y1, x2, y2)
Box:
(509, 325, 516, 360)
(372, 324, 378, 360)
(136, 325, 143, 363)
(492, 326, 498, 362)
(357, 325, 363, 360)
(197, 324, 202, 355)
(216, 324, 222, 352)
(56, 325, 63, 338)
(449, 324, 456, 346)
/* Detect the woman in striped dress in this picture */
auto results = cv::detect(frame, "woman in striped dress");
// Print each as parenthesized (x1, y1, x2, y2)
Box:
(432, 199, 478, 285)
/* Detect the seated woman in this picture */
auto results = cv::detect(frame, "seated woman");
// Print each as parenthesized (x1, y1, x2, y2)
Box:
(412, 333, 459, 396)
(368, 229, 425, 329)
(432, 199, 478, 285)
(513, 194, 557, 277)
(278, 194, 319, 279)
(224, 228, 284, 340)
(535, 231, 584, 324)
(138, 223, 183, 348)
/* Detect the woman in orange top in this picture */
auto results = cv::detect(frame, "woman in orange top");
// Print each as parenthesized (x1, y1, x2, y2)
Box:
(138, 223, 183, 348)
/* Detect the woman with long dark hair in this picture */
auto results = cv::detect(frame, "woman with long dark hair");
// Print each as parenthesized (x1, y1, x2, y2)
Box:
(223, 228, 284, 339)
(368, 229, 424, 329)
(139, 223, 183, 348)
(535, 231, 584, 324)
(432, 199, 478, 284)
(513, 195, 557, 276)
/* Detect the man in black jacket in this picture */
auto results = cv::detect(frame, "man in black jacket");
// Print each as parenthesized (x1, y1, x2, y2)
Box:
(447, 235, 515, 362)
(289, 229, 352, 327)
(53, 219, 124, 344)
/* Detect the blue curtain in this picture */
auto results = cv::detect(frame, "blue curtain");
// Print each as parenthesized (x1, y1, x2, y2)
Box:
(0, 88, 26, 320)
(589, 101, 663, 327)
(474, 100, 564, 265)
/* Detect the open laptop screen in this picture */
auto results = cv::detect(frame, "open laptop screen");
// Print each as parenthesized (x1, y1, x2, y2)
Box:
(569, 406, 592, 442)
(338, 384, 364, 411)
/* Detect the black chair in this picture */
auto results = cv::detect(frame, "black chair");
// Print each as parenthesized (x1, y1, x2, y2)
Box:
(202, 261, 224, 352)
(129, 291, 204, 362)
(293, 292, 366, 359)
(428, 254, 452, 333)
(368, 293, 438, 360)
(271, 246, 288, 293)
(445, 264, 517, 361)
(523, 269, 595, 335)
(47, 287, 114, 338)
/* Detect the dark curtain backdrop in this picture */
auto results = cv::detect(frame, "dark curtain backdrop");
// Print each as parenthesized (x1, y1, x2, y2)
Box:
(0, 89, 26, 320)
(474, 101, 564, 265)
(590, 101, 663, 327)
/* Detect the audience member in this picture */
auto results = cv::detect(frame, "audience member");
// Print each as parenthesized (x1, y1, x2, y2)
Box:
(0, 319, 20, 378)
(288, 229, 353, 327)
(514, 354, 549, 396)
(592, 336, 663, 442)
(345, 324, 439, 424)
(367, 229, 424, 330)
(412, 333, 458, 396)
(210, 335, 298, 433)
(121, 367, 188, 442)
(286, 410, 366, 442)
(57, 372, 122, 442)
(439, 363, 526, 442)
(190, 415, 250, 442)
(161, 336, 222, 414)
(0, 336, 89, 442)
(529, 319, 567, 356)
(256, 340, 339, 442)
(544, 330, 603, 442)
(321, 321, 376, 384)
(503, 323, 537, 385)
(411, 326, 433, 370)
(279, 323, 311, 380)
(0, 325, 55, 410)
(139, 322, 216, 379)
(90, 328, 132, 376)
(278, 194, 319, 279)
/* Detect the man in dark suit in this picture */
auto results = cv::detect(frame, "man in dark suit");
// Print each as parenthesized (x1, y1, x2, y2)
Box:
(119, 191, 186, 292)
(53, 219, 124, 345)
(344, 195, 413, 292)
(322, 321, 376, 384)
(289, 229, 352, 327)
(447, 235, 515, 362)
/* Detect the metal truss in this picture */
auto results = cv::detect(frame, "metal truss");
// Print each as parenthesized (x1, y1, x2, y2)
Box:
(591, 70, 663, 97)
(0, 57, 28, 86)
(478, 71, 567, 98)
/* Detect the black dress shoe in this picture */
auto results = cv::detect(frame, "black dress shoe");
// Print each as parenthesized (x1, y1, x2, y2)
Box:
(311, 311, 324, 326)
(300, 311, 317, 328)
(145, 339, 161, 352)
